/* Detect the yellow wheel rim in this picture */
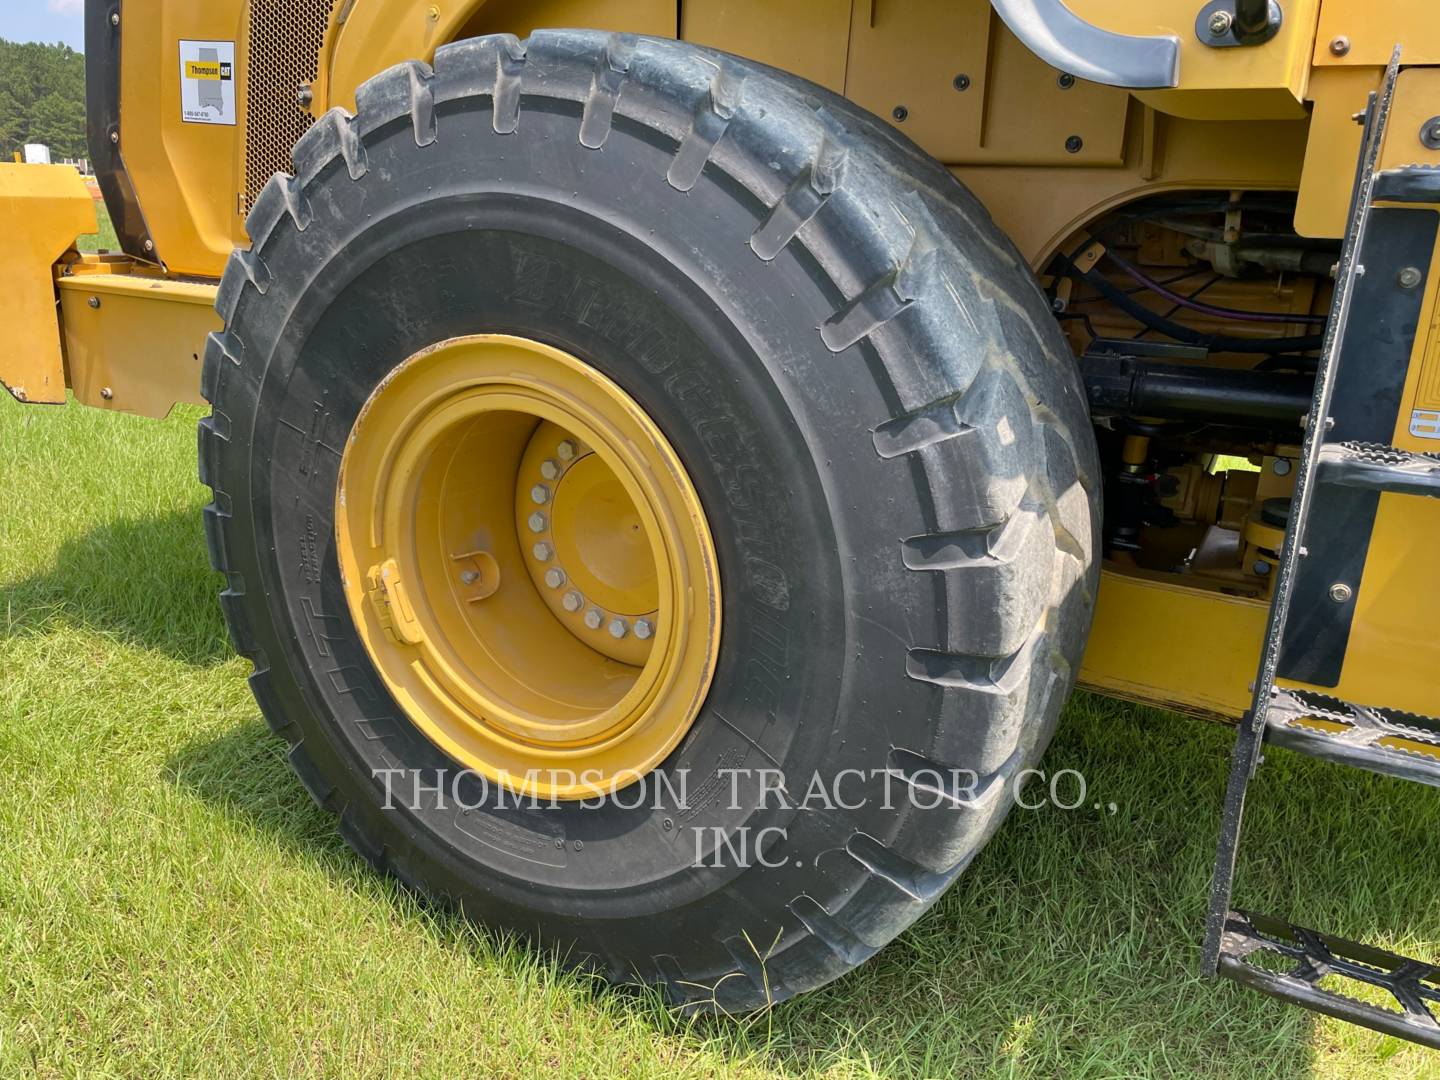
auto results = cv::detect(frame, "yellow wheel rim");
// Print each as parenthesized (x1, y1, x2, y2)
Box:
(335, 335, 721, 800)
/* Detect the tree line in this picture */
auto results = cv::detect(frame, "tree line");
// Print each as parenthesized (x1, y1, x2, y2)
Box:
(0, 38, 87, 161)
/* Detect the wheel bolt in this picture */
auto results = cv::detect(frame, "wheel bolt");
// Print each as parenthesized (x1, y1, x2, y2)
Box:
(527, 512, 547, 533)
(530, 484, 550, 505)
(533, 542, 553, 561)
(540, 458, 560, 480)
(557, 440, 577, 461)
(608, 618, 628, 639)
(634, 619, 653, 640)
(544, 568, 565, 589)
(583, 608, 603, 629)
(562, 590, 583, 612)
(460, 570, 480, 585)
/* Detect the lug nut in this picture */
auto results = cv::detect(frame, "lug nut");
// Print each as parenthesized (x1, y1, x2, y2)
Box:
(544, 568, 565, 589)
(527, 512, 547, 533)
(539, 458, 560, 480)
(557, 440, 577, 461)
(460, 569, 479, 585)
(608, 618, 628, 639)
(634, 618, 653, 640)
(583, 608, 603, 630)
(530, 484, 550, 505)
(532, 541, 553, 561)
(562, 590, 583, 612)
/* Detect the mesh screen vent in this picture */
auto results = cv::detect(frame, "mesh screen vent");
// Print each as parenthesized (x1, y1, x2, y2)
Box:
(243, 0, 339, 215)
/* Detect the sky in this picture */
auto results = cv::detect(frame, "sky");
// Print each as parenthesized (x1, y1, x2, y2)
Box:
(1, 0, 86, 51)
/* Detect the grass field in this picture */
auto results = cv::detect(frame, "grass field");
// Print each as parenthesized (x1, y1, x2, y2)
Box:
(1, 392, 1437, 1078)
(77, 199, 118, 253)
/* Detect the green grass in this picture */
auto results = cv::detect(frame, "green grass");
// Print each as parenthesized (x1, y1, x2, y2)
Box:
(1, 393, 1436, 1078)
(77, 199, 118, 253)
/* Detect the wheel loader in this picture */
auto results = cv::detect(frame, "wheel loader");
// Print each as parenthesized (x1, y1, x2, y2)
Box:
(3, 0, 1438, 1044)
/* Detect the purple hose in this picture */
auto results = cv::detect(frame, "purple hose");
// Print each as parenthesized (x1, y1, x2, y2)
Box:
(1104, 249, 1328, 325)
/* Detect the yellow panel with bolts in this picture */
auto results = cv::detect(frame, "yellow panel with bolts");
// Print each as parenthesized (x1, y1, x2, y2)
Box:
(1378, 67, 1440, 172)
(56, 273, 217, 418)
(1313, 0, 1440, 66)
(0, 163, 95, 405)
(841, 0, 991, 157)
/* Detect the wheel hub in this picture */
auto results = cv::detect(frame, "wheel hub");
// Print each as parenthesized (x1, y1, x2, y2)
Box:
(334, 335, 720, 800)
(516, 422, 660, 665)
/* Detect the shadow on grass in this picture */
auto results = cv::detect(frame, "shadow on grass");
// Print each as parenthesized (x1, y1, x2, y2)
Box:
(0, 507, 231, 666)
(160, 687, 1440, 1077)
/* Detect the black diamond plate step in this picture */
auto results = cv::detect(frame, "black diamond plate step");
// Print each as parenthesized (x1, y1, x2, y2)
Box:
(1316, 441, 1440, 499)
(1265, 689, 1440, 787)
(1218, 911, 1440, 1049)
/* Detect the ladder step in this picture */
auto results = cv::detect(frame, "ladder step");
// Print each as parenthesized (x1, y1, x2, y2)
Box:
(1265, 689, 1440, 786)
(1372, 164, 1440, 205)
(1315, 441, 1440, 499)
(1218, 910, 1440, 1049)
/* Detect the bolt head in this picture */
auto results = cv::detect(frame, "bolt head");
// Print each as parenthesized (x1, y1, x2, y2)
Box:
(1208, 10, 1233, 36)
(143, 239, 154, 252)
(1272, 458, 1292, 476)
(1329, 582, 1353, 603)
(109, 11, 119, 26)
(460, 569, 480, 585)
(608, 618, 628, 639)
(556, 440, 576, 461)
(532, 541, 553, 561)
(583, 608, 603, 630)
(634, 618, 653, 641)
(1252, 560, 1271, 576)
(109, 130, 119, 144)
(297, 84, 314, 108)
(1329, 35, 1351, 56)
(891, 105, 908, 122)
(100, 386, 114, 400)
(87, 295, 100, 309)
(530, 484, 550, 505)
(1057, 72, 1075, 89)
(544, 568, 565, 589)
(562, 590, 583, 612)
(1398, 266, 1423, 289)
(1065, 135, 1083, 154)
(1424, 117, 1440, 150)
(952, 73, 970, 92)
(539, 458, 560, 480)
(527, 512, 547, 533)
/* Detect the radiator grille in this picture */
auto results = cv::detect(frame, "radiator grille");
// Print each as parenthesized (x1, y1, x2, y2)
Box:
(242, 0, 338, 214)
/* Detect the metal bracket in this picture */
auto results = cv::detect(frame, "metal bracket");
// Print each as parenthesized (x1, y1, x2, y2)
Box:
(1196, 0, 1283, 49)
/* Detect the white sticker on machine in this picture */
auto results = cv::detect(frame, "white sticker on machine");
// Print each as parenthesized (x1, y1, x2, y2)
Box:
(179, 40, 236, 126)
(1411, 409, 1440, 439)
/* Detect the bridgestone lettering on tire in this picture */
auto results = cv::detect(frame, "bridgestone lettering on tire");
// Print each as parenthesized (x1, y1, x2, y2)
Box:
(198, 31, 1100, 1010)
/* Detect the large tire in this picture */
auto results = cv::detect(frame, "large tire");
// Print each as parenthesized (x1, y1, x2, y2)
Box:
(199, 30, 1100, 1010)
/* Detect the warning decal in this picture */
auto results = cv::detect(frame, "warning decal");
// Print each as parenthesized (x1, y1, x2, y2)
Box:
(179, 40, 236, 126)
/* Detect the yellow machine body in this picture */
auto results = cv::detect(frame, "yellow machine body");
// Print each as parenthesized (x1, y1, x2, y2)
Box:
(5, 0, 1440, 722)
